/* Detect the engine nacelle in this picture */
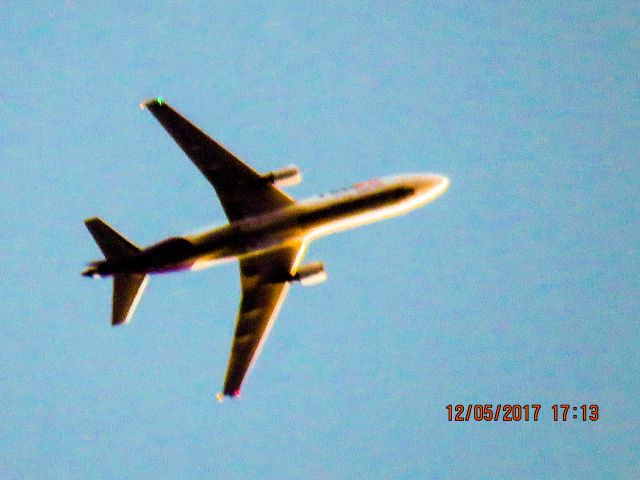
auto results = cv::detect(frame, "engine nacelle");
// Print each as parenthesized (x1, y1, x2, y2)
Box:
(262, 165, 302, 187)
(293, 262, 327, 286)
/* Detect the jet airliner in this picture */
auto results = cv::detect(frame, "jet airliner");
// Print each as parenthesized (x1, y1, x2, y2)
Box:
(83, 98, 450, 399)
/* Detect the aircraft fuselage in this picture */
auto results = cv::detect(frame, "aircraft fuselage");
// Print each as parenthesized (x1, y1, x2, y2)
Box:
(85, 173, 448, 277)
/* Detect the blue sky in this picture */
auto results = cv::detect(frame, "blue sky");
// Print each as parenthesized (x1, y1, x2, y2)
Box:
(1, 1, 638, 478)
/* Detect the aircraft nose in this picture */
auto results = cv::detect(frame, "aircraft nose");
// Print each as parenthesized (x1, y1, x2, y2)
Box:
(417, 174, 450, 200)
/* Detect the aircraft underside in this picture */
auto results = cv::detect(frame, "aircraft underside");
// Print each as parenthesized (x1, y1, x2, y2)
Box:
(83, 97, 449, 398)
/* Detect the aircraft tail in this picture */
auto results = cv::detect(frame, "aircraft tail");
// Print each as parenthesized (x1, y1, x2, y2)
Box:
(84, 217, 149, 326)
(85, 217, 140, 259)
(111, 273, 149, 325)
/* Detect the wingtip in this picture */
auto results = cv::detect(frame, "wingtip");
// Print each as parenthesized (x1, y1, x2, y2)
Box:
(139, 96, 165, 110)
(217, 389, 242, 401)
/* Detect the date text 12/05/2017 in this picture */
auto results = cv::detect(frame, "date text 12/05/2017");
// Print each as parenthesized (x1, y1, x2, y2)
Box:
(446, 404, 600, 422)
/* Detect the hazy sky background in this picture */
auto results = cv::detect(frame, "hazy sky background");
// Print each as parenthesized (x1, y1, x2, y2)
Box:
(2, 1, 638, 478)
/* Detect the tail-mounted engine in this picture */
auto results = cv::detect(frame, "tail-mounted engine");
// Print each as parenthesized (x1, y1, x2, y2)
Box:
(262, 165, 302, 187)
(293, 262, 327, 286)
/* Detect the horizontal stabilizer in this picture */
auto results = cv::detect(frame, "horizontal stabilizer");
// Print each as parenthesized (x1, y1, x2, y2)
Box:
(84, 217, 147, 325)
(112, 273, 148, 325)
(85, 217, 140, 260)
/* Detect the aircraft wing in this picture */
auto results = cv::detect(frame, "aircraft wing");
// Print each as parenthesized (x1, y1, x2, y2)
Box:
(221, 242, 307, 398)
(141, 98, 294, 221)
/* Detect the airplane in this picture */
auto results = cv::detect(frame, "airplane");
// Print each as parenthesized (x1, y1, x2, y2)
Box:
(82, 98, 450, 400)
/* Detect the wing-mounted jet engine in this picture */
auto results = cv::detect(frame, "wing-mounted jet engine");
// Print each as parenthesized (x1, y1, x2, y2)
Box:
(293, 261, 327, 286)
(262, 165, 301, 187)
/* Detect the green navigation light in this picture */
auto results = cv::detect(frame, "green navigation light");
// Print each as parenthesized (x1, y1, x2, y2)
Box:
(157, 96, 164, 105)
